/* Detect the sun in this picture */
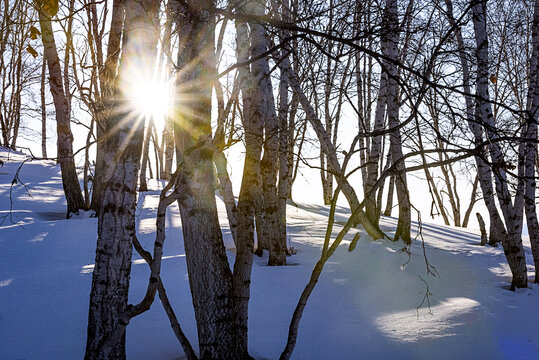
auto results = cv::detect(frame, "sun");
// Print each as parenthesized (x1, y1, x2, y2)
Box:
(126, 76, 172, 123)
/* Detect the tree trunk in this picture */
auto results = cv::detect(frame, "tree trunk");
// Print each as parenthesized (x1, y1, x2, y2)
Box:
(162, 5, 175, 180)
(365, 71, 387, 225)
(476, 212, 487, 246)
(84, 0, 156, 357)
(41, 56, 47, 158)
(214, 150, 238, 244)
(281, 60, 385, 240)
(444, 0, 505, 245)
(37, 2, 86, 216)
(471, 0, 527, 289)
(90, 0, 125, 212)
(383, 175, 395, 217)
(174, 2, 251, 358)
(277, 0, 291, 255)
(462, 174, 479, 228)
(139, 118, 152, 191)
(524, 0, 539, 283)
(383, 0, 411, 243)
(251, 0, 286, 266)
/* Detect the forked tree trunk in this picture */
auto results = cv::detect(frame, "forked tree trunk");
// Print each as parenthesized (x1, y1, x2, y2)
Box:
(37, 2, 86, 216)
(471, 0, 527, 289)
(84, 0, 156, 357)
(174, 1, 252, 358)
(444, 0, 508, 245)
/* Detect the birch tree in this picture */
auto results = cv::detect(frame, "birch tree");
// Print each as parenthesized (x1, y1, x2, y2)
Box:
(85, 0, 158, 357)
(470, 0, 527, 288)
(36, 0, 86, 216)
(252, 0, 287, 265)
(523, 0, 539, 282)
(173, 0, 253, 357)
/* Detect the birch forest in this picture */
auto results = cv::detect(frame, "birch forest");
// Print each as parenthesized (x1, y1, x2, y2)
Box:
(2, 0, 539, 358)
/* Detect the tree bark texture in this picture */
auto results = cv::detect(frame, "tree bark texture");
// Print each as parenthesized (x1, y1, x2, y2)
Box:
(277, 0, 291, 254)
(90, 0, 125, 212)
(477, 212, 487, 246)
(365, 70, 387, 225)
(174, 2, 251, 358)
(37, 2, 86, 216)
(40, 56, 47, 158)
(383, 0, 411, 244)
(251, 0, 286, 266)
(524, 0, 539, 283)
(471, 0, 527, 288)
(85, 0, 157, 358)
(443, 0, 507, 246)
(230, 1, 262, 352)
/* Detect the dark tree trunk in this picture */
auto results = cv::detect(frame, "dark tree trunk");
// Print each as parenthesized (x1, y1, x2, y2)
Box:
(383, 175, 395, 217)
(174, 1, 252, 358)
(476, 212, 487, 246)
(37, 2, 86, 216)
(41, 57, 47, 158)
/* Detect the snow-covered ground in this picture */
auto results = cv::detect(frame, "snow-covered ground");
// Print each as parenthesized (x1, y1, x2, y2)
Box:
(1, 146, 538, 360)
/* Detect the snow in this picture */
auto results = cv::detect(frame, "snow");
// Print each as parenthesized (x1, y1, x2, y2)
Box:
(1, 146, 538, 360)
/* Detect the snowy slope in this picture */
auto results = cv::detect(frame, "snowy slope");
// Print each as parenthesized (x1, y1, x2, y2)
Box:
(1, 147, 538, 360)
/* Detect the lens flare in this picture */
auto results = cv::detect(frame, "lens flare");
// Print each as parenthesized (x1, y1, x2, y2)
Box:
(126, 74, 171, 122)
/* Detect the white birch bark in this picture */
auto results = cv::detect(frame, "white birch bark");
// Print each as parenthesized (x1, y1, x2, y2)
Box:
(90, 0, 125, 211)
(384, 0, 411, 243)
(443, 0, 507, 244)
(471, 0, 527, 288)
(84, 0, 156, 357)
(174, 1, 252, 357)
(365, 70, 387, 224)
(277, 0, 291, 254)
(231, 2, 259, 350)
(251, 0, 285, 265)
(161, 0, 174, 178)
(524, 0, 539, 283)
